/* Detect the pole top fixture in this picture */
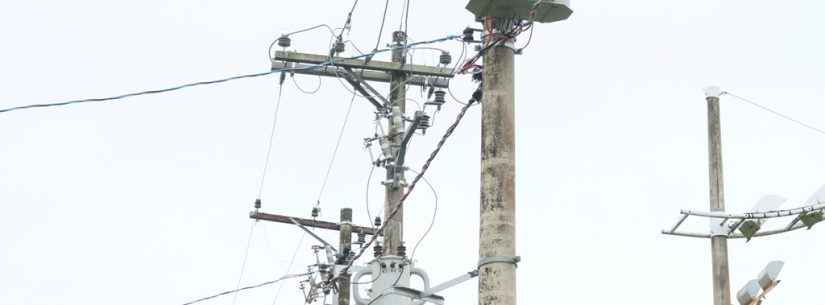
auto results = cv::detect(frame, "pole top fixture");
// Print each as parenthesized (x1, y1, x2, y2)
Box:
(704, 86, 723, 99)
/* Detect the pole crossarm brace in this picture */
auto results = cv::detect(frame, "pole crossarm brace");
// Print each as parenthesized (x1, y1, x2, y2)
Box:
(289, 217, 338, 252)
(250, 211, 378, 235)
(660, 202, 825, 239)
(337, 67, 390, 110)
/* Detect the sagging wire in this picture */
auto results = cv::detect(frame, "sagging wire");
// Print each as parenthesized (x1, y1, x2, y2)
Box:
(407, 168, 438, 260)
(268, 24, 338, 60)
(292, 75, 322, 95)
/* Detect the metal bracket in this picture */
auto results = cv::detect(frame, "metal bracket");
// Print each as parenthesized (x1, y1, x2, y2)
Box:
(478, 256, 521, 269)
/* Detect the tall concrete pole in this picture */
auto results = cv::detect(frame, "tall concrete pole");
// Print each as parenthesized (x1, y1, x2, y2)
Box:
(384, 30, 408, 256)
(479, 17, 516, 305)
(338, 208, 353, 305)
(705, 86, 731, 305)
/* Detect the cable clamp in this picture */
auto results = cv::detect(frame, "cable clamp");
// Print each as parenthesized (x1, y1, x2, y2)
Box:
(478, 256, 521, 269)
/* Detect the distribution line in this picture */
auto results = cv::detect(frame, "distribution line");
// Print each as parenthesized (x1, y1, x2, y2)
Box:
(0, 34, 460, 115)
(270, 234, 307, 305)
(230, 221, 258, 305)
(408, 167, 438, 260)
(724, 91, 825, 138)
(256, 83, 287, 199)
(315, 91, 358, 206)
(182, 271, 310, 305)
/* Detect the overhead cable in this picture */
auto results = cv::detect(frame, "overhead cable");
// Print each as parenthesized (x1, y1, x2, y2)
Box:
(256, 83, 287, 199)
(315, 91, 358, 206)
(0, 34, 460, 115)
(230, 221, 258, 305)
(408, 167, 438, 260)
(724, 91, 825, 138)
(182, 271, 309, 305)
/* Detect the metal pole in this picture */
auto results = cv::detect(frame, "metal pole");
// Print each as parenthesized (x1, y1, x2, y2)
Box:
(338, 208, 353, 305)
(706, 86, 731, 305)
(384, 30, 407, 256)
(479, 17, 516, 305)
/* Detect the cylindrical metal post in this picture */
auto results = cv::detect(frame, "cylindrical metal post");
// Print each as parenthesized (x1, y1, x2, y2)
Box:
(479, 18, 516, 305)
(706, 87, 731, 305)
(339, 208, 353, 305)
(384, 30, 407, 256)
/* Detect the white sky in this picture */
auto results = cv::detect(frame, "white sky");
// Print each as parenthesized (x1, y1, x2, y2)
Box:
(2, 1, 824, 305)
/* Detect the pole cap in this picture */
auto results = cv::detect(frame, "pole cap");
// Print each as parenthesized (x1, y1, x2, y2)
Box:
(704, 86, 723, 98)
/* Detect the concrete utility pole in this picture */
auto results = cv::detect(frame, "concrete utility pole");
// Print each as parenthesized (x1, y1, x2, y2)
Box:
(479, 17, 517, 305)
(384, 30, 408, 256)
(706, 86, 732, 305)
(338, 208, 353, 305)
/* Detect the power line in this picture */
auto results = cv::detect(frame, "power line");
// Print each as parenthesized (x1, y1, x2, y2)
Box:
(724, 91, 825, 138)
(256, 82, 287, 199)
(0, 70, 274, 114)
(315, 91, 358, 206)
(0, 34, 460, 115)
(408, 167, 438, 260)
(182, 271, 309, 305)
(230, 221, 258, 305)
(270, 234, 307, 305)
(373, 0, 391, 51)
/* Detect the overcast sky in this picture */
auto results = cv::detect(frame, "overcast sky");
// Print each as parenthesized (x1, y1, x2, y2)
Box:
(2, 1, 825, 305)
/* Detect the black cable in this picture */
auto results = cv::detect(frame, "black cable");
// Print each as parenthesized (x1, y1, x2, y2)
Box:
(374, 0, 391, 51)
(408, 168, 437, 260)
(516, 24, 535, 53)
(0, 71, 274, 114)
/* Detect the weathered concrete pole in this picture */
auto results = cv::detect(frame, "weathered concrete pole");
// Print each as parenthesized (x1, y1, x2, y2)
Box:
(338, 208, 353, 305)
(479, 17, 516, 305)
(705, 86, 731, 305)
(384, 30, 408, 256)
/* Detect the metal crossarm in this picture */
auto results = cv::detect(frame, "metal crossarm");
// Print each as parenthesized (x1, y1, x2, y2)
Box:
(661, 202, 825, 240)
